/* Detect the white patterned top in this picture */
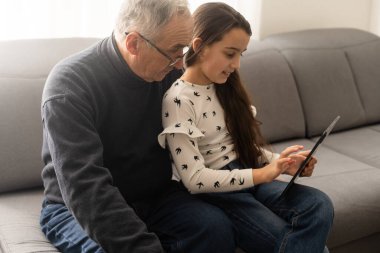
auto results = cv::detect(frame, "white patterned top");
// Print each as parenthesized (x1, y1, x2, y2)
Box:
(158, 79, 276, 193)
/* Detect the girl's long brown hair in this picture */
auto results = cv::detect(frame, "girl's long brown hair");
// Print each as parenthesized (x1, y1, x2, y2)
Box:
(185, 2, 266, 168)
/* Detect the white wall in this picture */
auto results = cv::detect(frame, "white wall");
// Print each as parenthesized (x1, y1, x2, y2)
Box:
(371, 0, 380, 35)
(0, 0, 378, 41)
(257, 0, 377, 39)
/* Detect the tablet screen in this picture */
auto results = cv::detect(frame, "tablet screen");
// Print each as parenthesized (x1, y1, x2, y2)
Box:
(279, 115, 340, 198)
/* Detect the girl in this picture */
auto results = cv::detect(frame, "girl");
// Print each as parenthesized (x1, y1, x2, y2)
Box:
(158, 3, 333, 253)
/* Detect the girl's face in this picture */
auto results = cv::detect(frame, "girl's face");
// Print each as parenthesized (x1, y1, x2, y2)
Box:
(195, 28, 250, 84)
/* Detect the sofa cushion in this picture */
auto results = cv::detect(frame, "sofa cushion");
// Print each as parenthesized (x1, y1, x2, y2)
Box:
(0, 188, 59, 252)
(272, 138, 380, 248)
(263, 28, 379, 50)
(264, 28, 380, 136)
(319, 126, 380, 168)
(0, 78, 45, 193)
(0, 38, 100, 193)
(369, 124, 380, 133)
(240, 41, 305, 143)
(345, 40, 380, 124)
(276, 48, 366, 136)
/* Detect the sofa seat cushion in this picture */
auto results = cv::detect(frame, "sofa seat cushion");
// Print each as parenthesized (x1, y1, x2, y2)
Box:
(0, 188, 59, 253)
(370, 124, 380, 133)
(319, 126, 380, 168)
(272, 138, 380, 248)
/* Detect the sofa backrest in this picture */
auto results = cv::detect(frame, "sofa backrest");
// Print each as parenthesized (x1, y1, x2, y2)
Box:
(240, 41, 305, 143)
(264, 28, 380, 137)
(241, 28, 380, 142)
(0, 38, 100, 193)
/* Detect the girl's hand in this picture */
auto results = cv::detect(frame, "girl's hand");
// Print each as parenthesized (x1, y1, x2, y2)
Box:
(280, 146, 318, 177)
(252, 145, 317, 184)
(252, 156, 295, 184)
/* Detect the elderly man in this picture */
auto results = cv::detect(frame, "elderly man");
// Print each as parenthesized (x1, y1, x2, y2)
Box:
(39, 0, 236, 252)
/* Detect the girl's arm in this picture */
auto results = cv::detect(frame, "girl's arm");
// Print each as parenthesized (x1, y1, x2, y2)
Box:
(165, 132, 254, 193)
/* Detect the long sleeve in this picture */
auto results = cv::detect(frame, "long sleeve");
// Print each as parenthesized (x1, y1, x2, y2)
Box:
(165, 132, 253, 193)
(42, 95, 164, 253)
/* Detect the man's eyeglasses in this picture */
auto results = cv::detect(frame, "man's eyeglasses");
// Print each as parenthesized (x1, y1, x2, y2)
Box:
(125, 32, 189, 67)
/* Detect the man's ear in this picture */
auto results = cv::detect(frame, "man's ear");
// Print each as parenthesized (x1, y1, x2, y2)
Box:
(125, 32, 140, 55)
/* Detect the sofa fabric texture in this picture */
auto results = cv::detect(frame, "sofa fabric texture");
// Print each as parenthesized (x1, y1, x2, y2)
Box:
(0, 29, 379, 252)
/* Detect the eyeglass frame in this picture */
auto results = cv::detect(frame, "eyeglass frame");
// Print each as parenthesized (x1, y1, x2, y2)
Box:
(125, 32, 189, 67)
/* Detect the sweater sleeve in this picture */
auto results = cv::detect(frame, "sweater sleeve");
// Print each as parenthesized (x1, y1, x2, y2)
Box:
(42, 94, 163, 253)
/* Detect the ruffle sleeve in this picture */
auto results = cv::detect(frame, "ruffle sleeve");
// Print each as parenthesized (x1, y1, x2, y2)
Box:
(158, 122, 204, 148)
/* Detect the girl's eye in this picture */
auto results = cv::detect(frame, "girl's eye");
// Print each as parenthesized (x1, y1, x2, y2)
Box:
(225, 53, 235, 58)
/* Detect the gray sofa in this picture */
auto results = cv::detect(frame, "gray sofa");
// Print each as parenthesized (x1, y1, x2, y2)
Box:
(0, 28, 379, 252)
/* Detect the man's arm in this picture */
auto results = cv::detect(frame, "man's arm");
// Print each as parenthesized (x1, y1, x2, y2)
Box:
(42, 94, 163, 253)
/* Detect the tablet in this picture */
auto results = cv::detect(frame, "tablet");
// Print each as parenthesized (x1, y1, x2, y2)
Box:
(279, 115, 340, 199)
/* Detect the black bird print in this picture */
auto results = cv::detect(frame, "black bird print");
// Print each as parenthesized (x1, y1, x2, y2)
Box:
(202, 112, 207, 118)
(182, 164, 188, 170)
(164, 112, 169, 117)
(194, 91, 200, 97)
(190, 140, 195, 146)
(174, 97, 181, 107)
(175, 147, 182, 155)
(188, 129, 193, 135)
(197, 182, 204, 189)
(214, 181, 220, 188)
(188, 118, 193, 125)
(206, 150, 212, 155)
(206, 96, 211, 101)
(194, 156, 200, 161)
(212, 111, 216, 116)
(230, 178, 236, 185)
(170, 133, 175, 138)
(223, 156, 229, 161)
(238, 178, 245, 185)
(189, 100, 194, 105)
(221, 146, 227, 151)
(216, 126, 222, 131)
(175, 123, 181, 127)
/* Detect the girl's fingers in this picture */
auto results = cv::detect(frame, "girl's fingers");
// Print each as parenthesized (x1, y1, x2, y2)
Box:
(279, 145, 304, 158)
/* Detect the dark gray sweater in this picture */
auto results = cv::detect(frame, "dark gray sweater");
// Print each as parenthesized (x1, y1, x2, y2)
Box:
(41, 35, 180, 252)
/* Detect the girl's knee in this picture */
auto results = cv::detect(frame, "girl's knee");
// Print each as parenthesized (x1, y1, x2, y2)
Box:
(312, 189, 335, 225)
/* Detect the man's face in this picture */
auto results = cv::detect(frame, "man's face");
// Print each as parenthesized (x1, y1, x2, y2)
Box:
(137, 14, 193, 82)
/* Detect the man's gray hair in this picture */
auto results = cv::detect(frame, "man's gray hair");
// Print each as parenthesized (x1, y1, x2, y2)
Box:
(114, 0, 190, 42)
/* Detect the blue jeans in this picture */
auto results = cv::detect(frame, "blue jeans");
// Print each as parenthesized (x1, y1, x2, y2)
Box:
(40, 201, 105, 253)
(40, 182, 236, 253)
(194, 161, 333, 253)
(198, 181, 333, 253)
(40, 178, 333, 253)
